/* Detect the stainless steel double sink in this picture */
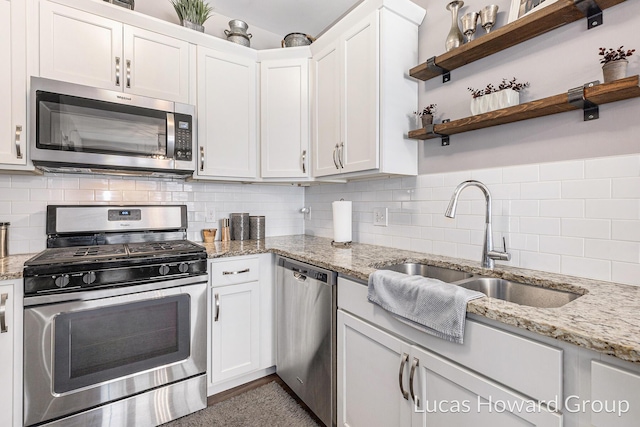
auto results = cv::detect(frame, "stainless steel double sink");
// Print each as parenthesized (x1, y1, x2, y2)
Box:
(381, 263, 581, 308)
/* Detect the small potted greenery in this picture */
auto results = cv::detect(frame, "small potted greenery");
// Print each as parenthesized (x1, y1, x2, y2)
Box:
(467, 77, 529, 115)
(169, 0, 213, 32)
(599, 46, 635, 83)
(414, 104, 437, 127)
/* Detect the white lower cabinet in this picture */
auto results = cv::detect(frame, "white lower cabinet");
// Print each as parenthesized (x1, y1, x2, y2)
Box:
(338, 277, 562, 427)
(0, 279, 22, 427)
(207, 254, 274, 395)
(590, 360, 640, 427)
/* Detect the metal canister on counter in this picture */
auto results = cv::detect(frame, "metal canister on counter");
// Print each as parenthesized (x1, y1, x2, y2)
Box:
(230, 213, 250, 240)
(250, 216, 265, 240)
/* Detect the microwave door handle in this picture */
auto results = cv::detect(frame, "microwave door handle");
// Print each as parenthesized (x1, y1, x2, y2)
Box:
(166, 113, 176, 159)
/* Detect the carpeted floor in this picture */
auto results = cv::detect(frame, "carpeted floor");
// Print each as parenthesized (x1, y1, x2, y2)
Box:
(163, 381, 319, 427)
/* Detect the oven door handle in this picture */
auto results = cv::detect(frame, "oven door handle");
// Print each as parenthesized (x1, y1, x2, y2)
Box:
(214, 292, 220, 322)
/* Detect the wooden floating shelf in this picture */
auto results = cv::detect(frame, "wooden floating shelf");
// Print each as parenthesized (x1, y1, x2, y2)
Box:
(409, 0, 626, 82)
(408, 76, 640, 141)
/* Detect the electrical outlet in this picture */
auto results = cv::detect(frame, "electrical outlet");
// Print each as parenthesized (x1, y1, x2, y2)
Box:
(373, 208, 388, 227)
(205, 209, 216, 223)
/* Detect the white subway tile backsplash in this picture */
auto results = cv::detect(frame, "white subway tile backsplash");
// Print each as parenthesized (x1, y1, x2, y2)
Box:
(586, 199, 639, 220)
(539, 160, 584, 181)
(503, 164, 539, 183)
(561, 256, 611, 281)
(561, 179, 611, 199)
(585, 156, 640, 179)
(562, 218, 611, 239)
(304, 154, 640, 285)
(539, 200, 584, 218)
(64, 189, 95, 201)
(612, 177, 640, 198)
(584, 239, 640, 263)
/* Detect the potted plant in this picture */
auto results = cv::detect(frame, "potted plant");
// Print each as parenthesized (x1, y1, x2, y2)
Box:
(599, 46, 635, 83)
(468, 77, 529, 115)
(169, 0, 213, 32)
(414, 104, 437, 127)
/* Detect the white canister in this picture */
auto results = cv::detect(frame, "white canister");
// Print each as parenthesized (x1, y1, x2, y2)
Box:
(332, 200, 352, 243)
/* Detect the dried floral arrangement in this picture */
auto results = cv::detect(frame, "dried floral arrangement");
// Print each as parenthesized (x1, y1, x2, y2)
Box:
(467, 78, 530, 98)
(599, 46, 635, 65)
(414, 104, 437, 116)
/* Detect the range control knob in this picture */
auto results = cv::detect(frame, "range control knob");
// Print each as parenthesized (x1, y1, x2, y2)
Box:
(54, 275, 70, 288)
(83, 271, 97, 285)
(178, 263, 189, 273)
(159, 265, 170, 275)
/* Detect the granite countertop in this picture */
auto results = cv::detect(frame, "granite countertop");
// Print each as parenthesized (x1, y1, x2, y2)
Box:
(4, 235, 640, 364)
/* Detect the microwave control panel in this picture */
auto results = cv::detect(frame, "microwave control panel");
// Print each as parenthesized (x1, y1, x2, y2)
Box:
(174, 113, 193, 161)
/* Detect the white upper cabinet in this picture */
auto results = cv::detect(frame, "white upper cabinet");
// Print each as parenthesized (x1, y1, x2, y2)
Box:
(196, 46, 257, 180)
(0, 0, 28, 168)
(39, 1, 191, 103)
(311, 0, 425, 179)
(260, 53, 310, 179)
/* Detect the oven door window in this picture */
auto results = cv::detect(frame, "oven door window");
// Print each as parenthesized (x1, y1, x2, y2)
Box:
(53, 295, 190, 394)
(37, 91, 168, 158)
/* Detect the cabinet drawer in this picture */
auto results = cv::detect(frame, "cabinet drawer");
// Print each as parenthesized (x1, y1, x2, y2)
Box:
(210, 256, 260, 287)
(591, 361, 640, 427)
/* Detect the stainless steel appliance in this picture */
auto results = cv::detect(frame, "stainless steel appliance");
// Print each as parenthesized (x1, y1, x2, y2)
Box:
(276, 256, 337, 427)
(30, 77, 196, 178)
(23, 205, 208, 427)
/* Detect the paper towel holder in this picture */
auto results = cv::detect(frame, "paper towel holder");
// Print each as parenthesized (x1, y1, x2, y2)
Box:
(331, 240, 352, 248)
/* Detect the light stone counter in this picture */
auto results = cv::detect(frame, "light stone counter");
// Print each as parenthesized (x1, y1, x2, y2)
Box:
(4, 236, 640, 364)
(203, 235, 640, 364)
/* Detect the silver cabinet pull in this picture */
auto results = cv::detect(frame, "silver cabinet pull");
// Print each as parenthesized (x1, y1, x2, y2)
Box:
(332, 144, 339, 169)
(398, 353, 409, 400)
(301, 150, 306, 174)
(126, 59, 131, 88)
(15, 125, 23, 159)
(214, 293, 220, 322)
(338, 142, 345, 168)
(200, 146, 205, 171)
(410, 357, 419, 408)
(222, 268, 250, 275)
(115, 57, 121, 86)
(0, 293, 8, 333)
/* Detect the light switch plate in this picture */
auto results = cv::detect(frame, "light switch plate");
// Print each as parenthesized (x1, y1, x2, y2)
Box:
(373, 208, 388, 227)
(205, 209, 216, 223)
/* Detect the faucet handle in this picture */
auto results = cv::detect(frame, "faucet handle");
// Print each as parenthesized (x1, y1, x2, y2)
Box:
(488, 237, 511, 262)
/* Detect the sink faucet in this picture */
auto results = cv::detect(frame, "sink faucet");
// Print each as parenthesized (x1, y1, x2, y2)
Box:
(445, 180, 510, 269)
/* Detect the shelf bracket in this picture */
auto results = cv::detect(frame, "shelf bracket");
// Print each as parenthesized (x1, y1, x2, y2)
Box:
(426, 120, 450, 146)
(574, 0, 603, 29)
(568, 81, 600, 121)
(426, 56, 451, 83)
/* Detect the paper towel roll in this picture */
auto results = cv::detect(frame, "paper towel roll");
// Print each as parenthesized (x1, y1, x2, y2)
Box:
(332, 200, 352, 243)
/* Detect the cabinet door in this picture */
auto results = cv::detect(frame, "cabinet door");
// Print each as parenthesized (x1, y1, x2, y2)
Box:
(311, 41, 341, 177)
(341, 12, 379, 174)
(197, 46, 257, 179)
(338, 310, 412, 427)
(123, 25, 191, 103)
(0, 0, 26, 167)
(411, 346, 562, 427)
(260, 58, 309, 178)
(0, 283, 15, 427)
(591, 361, 640, 427)
(39, 1, 122, 90)
(210, 282, 260, 384)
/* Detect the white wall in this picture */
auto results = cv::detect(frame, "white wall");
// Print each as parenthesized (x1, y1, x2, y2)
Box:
(304, 153, 640, 286)
(0, 173, 304, 254)
(411, 0, 640, 173)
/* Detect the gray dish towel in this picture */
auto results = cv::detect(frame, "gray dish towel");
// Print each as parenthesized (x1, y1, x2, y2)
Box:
(367, 270, 484, 344)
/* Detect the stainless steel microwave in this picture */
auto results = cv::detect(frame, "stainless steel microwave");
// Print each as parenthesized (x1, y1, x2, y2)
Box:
(30, 77, 196, 178)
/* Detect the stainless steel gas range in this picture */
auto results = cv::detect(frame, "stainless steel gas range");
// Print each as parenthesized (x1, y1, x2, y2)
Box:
(22, 205, 208, 427)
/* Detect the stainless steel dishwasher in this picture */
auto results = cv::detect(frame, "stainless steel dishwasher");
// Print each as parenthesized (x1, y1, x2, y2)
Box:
(276, 256, 337, 427)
